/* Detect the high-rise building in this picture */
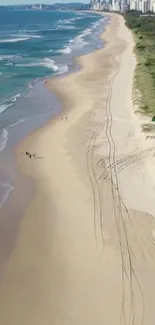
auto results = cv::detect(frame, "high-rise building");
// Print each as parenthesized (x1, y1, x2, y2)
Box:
(130, 0, 136, 9)
(89, 0, 129, 11)
(129, 0, 155, 11)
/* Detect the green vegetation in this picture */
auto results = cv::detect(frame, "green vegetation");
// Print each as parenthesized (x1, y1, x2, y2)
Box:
(123, 12, 155, 118)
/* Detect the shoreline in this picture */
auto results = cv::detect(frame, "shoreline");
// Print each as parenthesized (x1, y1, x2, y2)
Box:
(0, 11, 106, 270)
(0, 10, 106, 210)
(16, 12, 113, 176)
(1, 11, 155, 325)
(0, 12, 124, 325)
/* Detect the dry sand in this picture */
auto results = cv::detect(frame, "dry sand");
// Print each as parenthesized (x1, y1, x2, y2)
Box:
(0, 13, 155, 325)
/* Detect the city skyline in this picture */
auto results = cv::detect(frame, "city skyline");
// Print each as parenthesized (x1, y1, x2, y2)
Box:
(89, 0, 155, 13)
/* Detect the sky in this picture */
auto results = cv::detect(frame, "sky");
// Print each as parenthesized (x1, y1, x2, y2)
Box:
(0, 0, 86, 4)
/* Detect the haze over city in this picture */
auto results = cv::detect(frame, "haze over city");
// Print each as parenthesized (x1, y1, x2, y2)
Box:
(0, 0, 87, 4)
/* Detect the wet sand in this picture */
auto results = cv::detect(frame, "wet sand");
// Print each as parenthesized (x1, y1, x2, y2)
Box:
(0, 12, 155, 325)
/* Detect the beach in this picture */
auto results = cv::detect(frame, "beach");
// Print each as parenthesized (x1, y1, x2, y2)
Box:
(0, 12, 155, 325)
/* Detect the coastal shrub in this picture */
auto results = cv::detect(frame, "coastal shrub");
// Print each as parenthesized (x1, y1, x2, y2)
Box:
(124, 12, 155, 117)
(136, 44, 145, 50)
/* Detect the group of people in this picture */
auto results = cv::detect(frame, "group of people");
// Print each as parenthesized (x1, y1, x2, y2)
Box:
(25, 152, 36, 159)
(20, 151, 43, 159)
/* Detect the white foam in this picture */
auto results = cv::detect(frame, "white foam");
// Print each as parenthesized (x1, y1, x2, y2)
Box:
(72, 27, 91, 49)
(9, 118, 26, 128)
(57, 45, 72, 55)
(70, 17, 76, 22)
(28, 82, 33, 89)
(0, 129, 8, 153)
(57, 24, 75, 30)
(80, 28, 92, 38)
(0, 181, 14, 208)
(16, 62, 40, 67)
(19, 59, 67, 74)
(63, 18, 73, 24)
(0, 93, 21, 115)
(92, 21, 101, 29)
(11, 93, 21, 102)
(73, 35, 88, 48)
(16, 58, 58, 71)
(58, 18, 73, 24)
(29, 28, 54, 33)
(42, 58, 58, 71)
(11, 33, 41, 39)
(56, 18, 75, 29)
(0, 54, 22, 60)
(0, 37, 29, 43)
(92, 18, 105, 29)
(4, 62, 13, 66)
(0, 103, 13, 114)
(57, 64, 68, 75)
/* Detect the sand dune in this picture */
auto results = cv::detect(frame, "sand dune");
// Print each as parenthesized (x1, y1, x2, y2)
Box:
(0, 13, 155, 325)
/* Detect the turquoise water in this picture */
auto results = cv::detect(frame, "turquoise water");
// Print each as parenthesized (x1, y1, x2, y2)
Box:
(0, 9, 109, 207)
(0, 10, 103, 114)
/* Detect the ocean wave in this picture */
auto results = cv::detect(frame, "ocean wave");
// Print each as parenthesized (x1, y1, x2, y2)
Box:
(16, 59, 56, 70)
(57, 45, 72, 55)
(0, 37, 29, 43)
(4, 62, 13, 66)
(11, 33, 41, 39)
(73, 38, 88, 48)
(92, 19, 104, 29)
(80, 28, 92, 38)
(57, 64, 68, 75)
(56, 18, 76, 29)
(56, 24, 75, 30)
(43, 58, 58, 71)
(9, 118, 26, 128)
(0, 55, 13, 60)
(12, 93, 21, 102)
(0, 93, 21, 114)
(0, 54, 22, 60)
(42, 60, 68, 74)
(73, 36, 88, 48)
(16, 62, 40, 67)
(58, 17, 82, 25)
(0, 103, 13, 114)
(28, 82, 33, 89)
(0, 128, 8, 154)
(16, 58, 59, 71)
(0, 180, 14, 208)
(71, 27, 91, 49)
(58, 18, 73, 24)
(31, 28, 55, 35)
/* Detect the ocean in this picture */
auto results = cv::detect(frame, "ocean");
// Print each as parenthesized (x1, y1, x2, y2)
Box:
(0, 9, 109, 208)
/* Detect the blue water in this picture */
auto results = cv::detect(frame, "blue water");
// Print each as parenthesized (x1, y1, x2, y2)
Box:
(0, 10, 104, 116)
(0, 9, 109, 207)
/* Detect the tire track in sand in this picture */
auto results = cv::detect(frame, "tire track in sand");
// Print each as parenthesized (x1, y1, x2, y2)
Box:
(103, 53, 145, 325)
